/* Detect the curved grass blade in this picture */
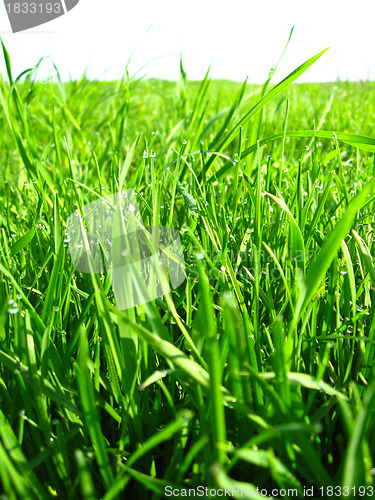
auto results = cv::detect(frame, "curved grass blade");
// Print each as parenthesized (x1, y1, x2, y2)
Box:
(264, 192, 305, 274)
(118, 314, 210, 387)
(207, 130, 375, 184)
(202, 48, 328, 176)
(76, 326, 115, 489)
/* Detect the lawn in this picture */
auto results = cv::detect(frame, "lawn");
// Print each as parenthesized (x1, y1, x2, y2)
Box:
(1, 40, 375, 499)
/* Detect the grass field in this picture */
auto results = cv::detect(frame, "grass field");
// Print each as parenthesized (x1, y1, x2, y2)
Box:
(1, 39, 375, 499)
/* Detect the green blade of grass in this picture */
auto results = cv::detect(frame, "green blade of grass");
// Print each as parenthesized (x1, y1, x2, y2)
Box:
(76, 326, 115, 489)
(202, 48, 328, 176)
(294, 183, 372, 324)
(10, 228, 35, 257)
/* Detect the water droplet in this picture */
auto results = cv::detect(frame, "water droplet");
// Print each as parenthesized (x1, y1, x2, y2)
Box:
(183, 140, 187, 145)
(7, 300, 19, 315)
(121, 249, 128, 257)
(143, 151, 148, 158)
(150, 150, 156, 158)
(128, 203, 136, 212)
(54, 306, 60, 312)
(76, 241, 83, 249)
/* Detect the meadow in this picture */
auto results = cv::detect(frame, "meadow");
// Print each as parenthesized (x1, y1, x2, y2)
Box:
(1, 39, 375, 499)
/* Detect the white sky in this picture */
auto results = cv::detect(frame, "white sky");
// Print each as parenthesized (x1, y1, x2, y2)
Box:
(0, 0, 374, 83)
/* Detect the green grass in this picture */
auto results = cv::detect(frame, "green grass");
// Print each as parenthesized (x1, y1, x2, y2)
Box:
(1, 38, 375, 499)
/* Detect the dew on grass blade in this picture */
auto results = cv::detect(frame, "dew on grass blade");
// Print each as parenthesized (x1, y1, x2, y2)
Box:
(7, 300, 19, 315)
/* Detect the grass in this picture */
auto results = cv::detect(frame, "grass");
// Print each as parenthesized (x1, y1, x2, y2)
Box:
(0, 36, 375, 499)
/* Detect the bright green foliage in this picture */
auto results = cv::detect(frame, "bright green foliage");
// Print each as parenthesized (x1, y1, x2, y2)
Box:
(0, 39, 375, 499)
